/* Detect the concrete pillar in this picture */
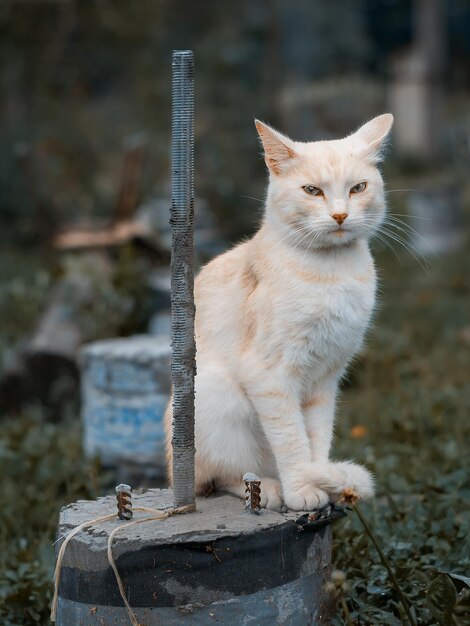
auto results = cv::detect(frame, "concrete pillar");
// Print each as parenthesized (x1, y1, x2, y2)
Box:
(54, 489, 335, 625)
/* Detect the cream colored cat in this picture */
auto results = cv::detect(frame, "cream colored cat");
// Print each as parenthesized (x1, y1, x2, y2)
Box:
(165, 114, 394, 511)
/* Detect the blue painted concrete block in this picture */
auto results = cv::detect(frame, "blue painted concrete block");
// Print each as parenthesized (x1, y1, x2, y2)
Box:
(80, 335, 171, 466)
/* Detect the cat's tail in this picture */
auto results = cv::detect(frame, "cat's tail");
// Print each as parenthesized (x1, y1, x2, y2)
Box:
(309, 460, 375, 500)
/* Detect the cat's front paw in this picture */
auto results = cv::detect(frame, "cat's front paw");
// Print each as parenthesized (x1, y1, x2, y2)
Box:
(283, 485, 329, 511)
(330, 461, 375, 500)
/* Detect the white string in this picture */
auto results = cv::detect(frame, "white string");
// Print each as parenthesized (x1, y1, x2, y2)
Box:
(50, 503, 196, 625)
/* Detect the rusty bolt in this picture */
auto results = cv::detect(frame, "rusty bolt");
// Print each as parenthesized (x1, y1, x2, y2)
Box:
(243, 472, 261, 515)
(115, 484, 133, 520)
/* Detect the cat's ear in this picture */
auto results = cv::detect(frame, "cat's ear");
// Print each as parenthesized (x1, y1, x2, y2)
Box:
(352, 114, 394, 162)
(255, 120, 297, 175)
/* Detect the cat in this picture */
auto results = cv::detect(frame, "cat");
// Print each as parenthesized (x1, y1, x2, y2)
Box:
(165, 113, 394, 511)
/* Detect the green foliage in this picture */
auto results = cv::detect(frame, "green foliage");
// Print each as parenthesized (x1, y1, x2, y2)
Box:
(332, 243, 470, 624)
(0, 409, 103, 626)
(0, 247, 152, 623)
(0, 253, 51, 371)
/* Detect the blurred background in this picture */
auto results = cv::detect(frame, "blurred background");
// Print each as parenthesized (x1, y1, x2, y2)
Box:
(0, 1, 469, 624)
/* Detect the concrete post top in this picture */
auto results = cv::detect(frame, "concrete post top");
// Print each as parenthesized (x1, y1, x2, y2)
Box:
(56, 488, 336, 620)
(59, 489, 306, 566)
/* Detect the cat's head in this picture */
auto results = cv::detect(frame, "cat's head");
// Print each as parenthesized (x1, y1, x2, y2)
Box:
(255, 114, 393, 249)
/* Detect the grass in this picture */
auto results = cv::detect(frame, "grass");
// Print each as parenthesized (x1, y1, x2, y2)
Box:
(0, 233, 469, 625)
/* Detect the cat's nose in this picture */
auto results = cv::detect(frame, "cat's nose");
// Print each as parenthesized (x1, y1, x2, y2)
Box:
(331, 212, 348, 225)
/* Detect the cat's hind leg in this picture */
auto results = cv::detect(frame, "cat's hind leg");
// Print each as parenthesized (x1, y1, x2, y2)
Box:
(192, 360, 270, 493)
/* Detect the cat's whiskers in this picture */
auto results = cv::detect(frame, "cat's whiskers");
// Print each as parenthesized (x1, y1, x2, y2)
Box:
(240, 194, 265, 204)
(370, 230, 403, 263)
(388, 212, 434, 222)
(275, 228, 311, 255)
(300, 229, 323, 263)
(384, 216, 440, 260)
(385, 188, 422, 193)
(384, 217, 423, 242)
(358, 216, 411, 265)
(385, 231, 430, 272)
(373, 223, 430, 272)
(275, 224, 319, 258)
(267, 229, 316, 270)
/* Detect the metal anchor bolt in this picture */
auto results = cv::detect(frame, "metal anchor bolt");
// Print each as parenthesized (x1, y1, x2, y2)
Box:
(115, 484, 133, 520)
(243, 473, 261, 515)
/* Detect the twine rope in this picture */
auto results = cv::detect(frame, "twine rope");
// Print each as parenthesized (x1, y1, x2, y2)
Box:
(50, 503, 196, 625)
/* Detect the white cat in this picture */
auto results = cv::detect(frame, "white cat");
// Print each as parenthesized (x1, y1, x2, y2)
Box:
(165, 114, 394, 511)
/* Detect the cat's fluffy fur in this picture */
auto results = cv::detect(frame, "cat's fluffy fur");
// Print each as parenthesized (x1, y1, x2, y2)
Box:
(165, 114, 394, 511)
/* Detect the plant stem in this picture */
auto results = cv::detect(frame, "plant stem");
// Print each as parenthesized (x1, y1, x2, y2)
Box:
(340, 596, 353, 626)
(354, 504, 417, 626)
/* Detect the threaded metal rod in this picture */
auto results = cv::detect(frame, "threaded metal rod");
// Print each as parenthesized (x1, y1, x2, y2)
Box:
(170, 50, 196, 508)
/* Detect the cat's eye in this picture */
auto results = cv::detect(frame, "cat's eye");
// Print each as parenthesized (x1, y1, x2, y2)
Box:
(350, 181, 367, 194)
(302, 185, 324, 197)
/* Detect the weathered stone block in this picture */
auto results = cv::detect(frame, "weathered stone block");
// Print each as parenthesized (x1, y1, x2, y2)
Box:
(80, 336, 171, 469)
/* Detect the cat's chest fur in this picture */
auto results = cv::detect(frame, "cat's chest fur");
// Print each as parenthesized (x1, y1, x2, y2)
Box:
(261, 246, 376, 375)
